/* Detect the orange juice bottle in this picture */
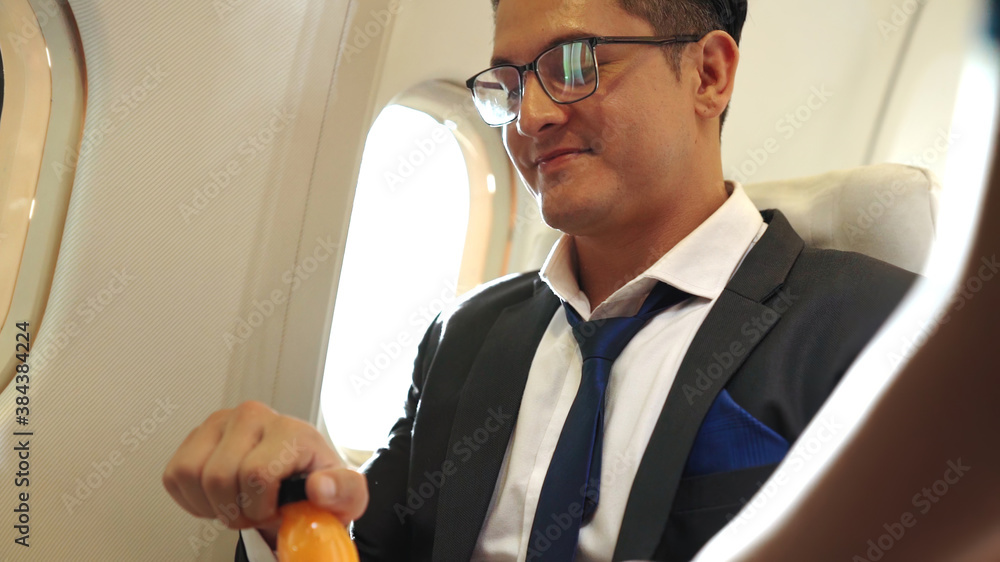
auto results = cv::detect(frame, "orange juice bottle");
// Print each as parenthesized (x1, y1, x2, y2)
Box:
(276, 474, 360, 562)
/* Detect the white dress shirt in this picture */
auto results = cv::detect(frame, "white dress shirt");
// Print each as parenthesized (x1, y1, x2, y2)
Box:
(243, 182, 765, 561)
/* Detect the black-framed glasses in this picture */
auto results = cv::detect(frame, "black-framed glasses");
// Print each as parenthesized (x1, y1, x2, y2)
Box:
(465, 34, 705, 127)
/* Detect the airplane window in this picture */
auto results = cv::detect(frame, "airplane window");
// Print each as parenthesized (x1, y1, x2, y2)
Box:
(321, 104, 472, 457)
(0, 0, 85, 393)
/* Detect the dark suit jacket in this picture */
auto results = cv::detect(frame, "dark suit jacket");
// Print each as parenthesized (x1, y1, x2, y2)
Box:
(237, 210, 915, 561)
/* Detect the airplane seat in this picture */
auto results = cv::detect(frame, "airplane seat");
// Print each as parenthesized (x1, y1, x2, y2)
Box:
(743, 163, 941, 274)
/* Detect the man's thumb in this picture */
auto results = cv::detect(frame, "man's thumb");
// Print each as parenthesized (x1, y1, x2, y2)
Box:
(306, 468, 369, 524)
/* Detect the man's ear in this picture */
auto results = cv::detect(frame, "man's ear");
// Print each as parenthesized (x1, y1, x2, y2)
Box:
(690, 30, 739, 121)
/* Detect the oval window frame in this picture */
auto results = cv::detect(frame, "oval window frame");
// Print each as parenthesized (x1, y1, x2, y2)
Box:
(386, 80, 516, 293)
(0, 0, 86, 392)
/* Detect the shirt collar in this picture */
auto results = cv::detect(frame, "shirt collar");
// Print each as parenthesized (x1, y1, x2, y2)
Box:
(539, 181, 765, 320)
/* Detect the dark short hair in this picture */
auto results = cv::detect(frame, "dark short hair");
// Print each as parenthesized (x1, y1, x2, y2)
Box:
(490, 0, 748, 133)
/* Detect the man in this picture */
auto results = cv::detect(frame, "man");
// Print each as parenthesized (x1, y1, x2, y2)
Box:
(162, 0, 916, 560)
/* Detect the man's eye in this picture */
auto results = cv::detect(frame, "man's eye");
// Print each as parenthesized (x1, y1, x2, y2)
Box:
(595, 58, 623, 71)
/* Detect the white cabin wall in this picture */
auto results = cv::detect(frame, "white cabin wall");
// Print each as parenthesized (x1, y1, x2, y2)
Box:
(723, 0, 901, 183)
(372, 0, 496, 112)
(870, 0, 982, 174)
(723, 0, 977, 185)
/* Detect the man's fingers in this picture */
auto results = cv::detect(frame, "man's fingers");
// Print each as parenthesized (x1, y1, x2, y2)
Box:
(237, 416, 342, 522)
(162, 474, 196, 516)
(162, 402, 368, 533)
(200, 412, 267, 528)
(306, 468, 370, 524)
(163, 410, 229, 518)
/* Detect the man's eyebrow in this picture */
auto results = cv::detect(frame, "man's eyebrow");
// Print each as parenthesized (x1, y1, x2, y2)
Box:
(489, 31, 596, 67)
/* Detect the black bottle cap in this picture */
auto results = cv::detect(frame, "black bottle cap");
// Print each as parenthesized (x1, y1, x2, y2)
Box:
(277, 473, 310, 506)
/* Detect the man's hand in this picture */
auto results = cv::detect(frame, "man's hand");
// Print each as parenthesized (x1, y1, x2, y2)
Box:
(162, 401, 369, 546)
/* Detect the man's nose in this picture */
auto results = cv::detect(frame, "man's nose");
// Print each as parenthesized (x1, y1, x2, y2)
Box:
(515, 71, 568, 137)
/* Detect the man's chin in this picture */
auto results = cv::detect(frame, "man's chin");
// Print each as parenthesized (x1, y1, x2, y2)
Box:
(538, 202, 606, 237)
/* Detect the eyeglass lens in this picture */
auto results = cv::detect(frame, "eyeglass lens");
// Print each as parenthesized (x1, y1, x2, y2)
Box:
(471, 66, 523, 126)
(538, 41, 596, 101)
(471, 40, 598, 126)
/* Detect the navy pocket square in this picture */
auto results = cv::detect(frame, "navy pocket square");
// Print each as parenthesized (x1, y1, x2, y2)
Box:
(682, 389, 789, 478)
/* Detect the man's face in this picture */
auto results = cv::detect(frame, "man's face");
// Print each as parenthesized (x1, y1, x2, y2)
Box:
(493, 0, 699, 238)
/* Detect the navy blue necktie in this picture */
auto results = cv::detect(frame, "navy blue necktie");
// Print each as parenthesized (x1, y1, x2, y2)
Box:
(527, 282, 691, 561)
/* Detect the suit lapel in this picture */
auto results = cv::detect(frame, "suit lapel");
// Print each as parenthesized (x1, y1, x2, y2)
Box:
(612, 210, 804, 561)
(432, 279, 561, 561)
